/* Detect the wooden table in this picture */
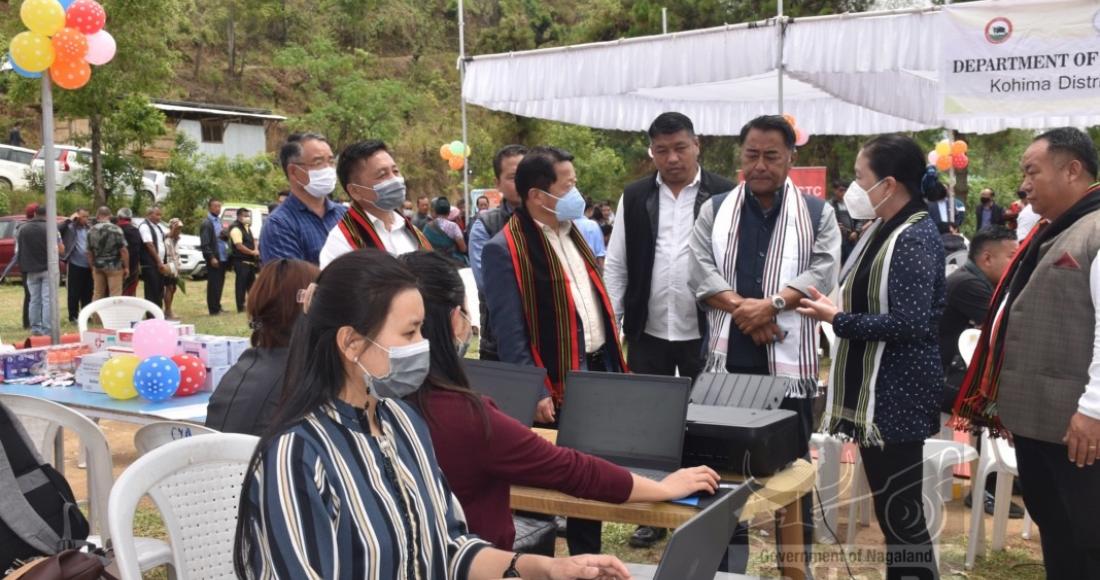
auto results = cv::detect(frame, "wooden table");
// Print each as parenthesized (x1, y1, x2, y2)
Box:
(511, 429, 815, 580)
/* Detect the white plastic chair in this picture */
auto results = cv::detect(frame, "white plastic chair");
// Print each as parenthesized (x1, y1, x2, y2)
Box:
(108, 433, 259, 580)
(809, 433, 844, 544)
(77, 296, 165, 333)
(839, 438, 977, 564)
(134, 421, 219, 456)
(0, 395, 173, 573)
(964, 431, 1034, 568)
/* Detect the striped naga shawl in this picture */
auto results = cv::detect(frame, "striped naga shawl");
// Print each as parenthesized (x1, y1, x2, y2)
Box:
(823, 210, 927, 447)
(337, 204, 431, 253)
(502, 208, 627, 403)
(705, 179, 819, 387)
(240, 398, 489, 579)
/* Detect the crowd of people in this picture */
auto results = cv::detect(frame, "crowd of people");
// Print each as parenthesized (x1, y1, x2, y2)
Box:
(8, 110, 1098, 579)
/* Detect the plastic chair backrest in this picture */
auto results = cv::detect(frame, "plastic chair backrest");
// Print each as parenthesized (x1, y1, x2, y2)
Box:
(134, 421, 219, 456)
(108, 433, 258, 580)
(77, 297, 165, 333)
(988, 433, 1019, 474)
(0, 394, 113, 538)
(958, 328, 981, 367)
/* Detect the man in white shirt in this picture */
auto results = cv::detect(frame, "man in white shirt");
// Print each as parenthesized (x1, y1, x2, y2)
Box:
(138, 205, 169, 307)
(605, 112, 736, 549)
(319, 140, 429, 268)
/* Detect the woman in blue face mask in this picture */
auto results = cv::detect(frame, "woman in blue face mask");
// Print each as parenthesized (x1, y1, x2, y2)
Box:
(234, 249, 633, 580)
(398, 251, 720, 552)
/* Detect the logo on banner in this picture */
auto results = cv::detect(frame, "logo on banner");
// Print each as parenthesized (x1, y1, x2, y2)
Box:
(985, 17, 1013, 44)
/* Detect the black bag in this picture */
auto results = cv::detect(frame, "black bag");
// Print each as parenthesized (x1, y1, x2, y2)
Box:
(0, 402, 90, 574)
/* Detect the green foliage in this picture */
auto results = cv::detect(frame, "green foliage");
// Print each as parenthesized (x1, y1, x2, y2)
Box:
(163, 135, 283, 234)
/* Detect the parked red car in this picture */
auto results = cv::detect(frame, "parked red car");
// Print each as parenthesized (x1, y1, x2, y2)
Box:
(0, 215, 70, 280)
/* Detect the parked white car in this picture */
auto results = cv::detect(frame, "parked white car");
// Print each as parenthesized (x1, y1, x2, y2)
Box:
(0, 144, 37, 191)
(30, 145, 91, 191)
(141, 170, 173, 203)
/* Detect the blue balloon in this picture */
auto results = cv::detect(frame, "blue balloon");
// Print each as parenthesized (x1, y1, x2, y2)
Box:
(59, 0, 76, 9)
(6, 54, 42, 79)
(134, 356, 181, 402)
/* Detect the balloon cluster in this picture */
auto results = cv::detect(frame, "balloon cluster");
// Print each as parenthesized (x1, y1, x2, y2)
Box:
(928, 140, 969, 173)
(8, 0, 116, 89)
(98, 319, 208, 402)
(782, 114, 811, 147)
(439, 141, 471, 171)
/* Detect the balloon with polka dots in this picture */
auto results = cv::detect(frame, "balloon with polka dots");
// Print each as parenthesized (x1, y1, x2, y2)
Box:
(171, 354, 209, 397)
(134, 356, 181, 403)
(8, 0, 114, 88)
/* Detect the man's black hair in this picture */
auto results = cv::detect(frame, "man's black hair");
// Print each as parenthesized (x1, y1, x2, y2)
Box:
(969, 226, 1016, 262)
(515, 146, 574, 203)
(648, 112, 695, 140)
(278, 132, 329, 177)
(739, 115, 796, 149)
(492, 145, 528, 180)
(336, 140, 389, 192)
(1035, 127, 1098, 180)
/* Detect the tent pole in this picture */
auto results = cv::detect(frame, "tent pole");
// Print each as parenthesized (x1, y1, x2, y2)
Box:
(42, 75, 60, 344)
(459, 0, 470, 219)
(946, 129, 957, 227)
(777, 0, 785, 114)
(662, 8, 668, 34)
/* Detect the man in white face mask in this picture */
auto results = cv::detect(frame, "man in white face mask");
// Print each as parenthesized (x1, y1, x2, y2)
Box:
(319, 140, 430, 269)
(260, 133, 348, 265)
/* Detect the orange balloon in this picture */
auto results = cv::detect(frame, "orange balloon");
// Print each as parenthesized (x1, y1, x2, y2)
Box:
(782, 114, 797, 128)
(951, 140, 968, 156)
(439, 144, 453, 160)
(50, 57, 92, 90)
(448, 156, 465, 170)
(52, 27, 88, 61)
(935, 155, 952, 172)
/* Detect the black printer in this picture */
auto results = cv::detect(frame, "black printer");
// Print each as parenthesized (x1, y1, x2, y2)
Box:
(680, 374, 806, 476)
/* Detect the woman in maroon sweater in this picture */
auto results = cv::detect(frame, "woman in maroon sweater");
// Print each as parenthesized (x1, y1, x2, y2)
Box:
(399, 251, 719, 549)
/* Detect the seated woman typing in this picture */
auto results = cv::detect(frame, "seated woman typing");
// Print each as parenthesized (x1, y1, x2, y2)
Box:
(233, 250, 629, 579)
(398, 251, 720, 550)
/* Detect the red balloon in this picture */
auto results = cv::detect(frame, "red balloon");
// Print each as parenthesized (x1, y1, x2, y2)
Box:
(171, 354, 208, 397)
(65, 0, 106, 35)
(952, 153, 969, 171)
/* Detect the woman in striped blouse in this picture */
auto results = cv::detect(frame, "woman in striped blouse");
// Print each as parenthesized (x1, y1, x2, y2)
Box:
(233, 249, 630, 579)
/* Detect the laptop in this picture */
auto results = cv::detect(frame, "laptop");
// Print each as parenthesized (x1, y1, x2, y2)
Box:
(627, 481, 756, 580)
(461, 359, 547, 427)
(556, 371, 692, 480)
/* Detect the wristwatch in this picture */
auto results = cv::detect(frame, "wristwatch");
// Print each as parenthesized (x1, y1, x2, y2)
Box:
(503, 553, 522, 578)
(770, 294, 786, 312)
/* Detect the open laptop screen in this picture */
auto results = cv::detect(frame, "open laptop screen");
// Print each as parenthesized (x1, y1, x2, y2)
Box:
(462, 359, 546, 427)
(557, 371, 691, 470)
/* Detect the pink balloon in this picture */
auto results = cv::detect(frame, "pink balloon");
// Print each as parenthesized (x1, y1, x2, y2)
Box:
(927, 151, 939, 165)
(795, 129, 810, 147)
(132, 319, 179, 359)
(84, 30, 115, 66)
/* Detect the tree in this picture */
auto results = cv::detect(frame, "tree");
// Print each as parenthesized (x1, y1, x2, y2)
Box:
(46, 0, 180, 207)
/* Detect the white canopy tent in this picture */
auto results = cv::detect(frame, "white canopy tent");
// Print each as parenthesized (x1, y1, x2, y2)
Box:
(461, 0, 1100, 136)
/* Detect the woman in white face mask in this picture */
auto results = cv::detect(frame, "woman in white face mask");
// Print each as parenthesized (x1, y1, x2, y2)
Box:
(398, 251, 720, 552)
(234, 249, 633, 580)
(797, 135, 946, 580)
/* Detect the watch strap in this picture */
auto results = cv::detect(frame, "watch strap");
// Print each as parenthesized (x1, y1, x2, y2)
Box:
(503, 553, 522, 578)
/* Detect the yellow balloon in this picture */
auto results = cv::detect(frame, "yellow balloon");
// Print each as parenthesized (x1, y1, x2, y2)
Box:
(20, 0, 66, 37)
(99, 355, 141, 400)
(10, 31, 56, 73)
(935, 141, 951, 157)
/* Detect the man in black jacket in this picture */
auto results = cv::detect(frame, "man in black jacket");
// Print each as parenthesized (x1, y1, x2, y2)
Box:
(115, 208, 143, 296)
(975, 188, 1006, 230)
(604, 112, 735, 548)
(198, 199, 227, 315)
(18, 205, 54, 336)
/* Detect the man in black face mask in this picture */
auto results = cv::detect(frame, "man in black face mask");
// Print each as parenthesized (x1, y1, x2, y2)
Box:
(318, 140, 431, 268)
(976, 188, 1005, 230)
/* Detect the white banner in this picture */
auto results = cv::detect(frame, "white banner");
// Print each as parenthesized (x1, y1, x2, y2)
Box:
(941, 0, 1100, 119)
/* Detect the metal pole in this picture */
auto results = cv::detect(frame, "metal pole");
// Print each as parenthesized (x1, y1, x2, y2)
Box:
(777, 0, 785, 114)
(42, 75, 60, 344)
(662, 8, 668, 34)
(946, 129, 957, 227)
(459, 0, 470, 219)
